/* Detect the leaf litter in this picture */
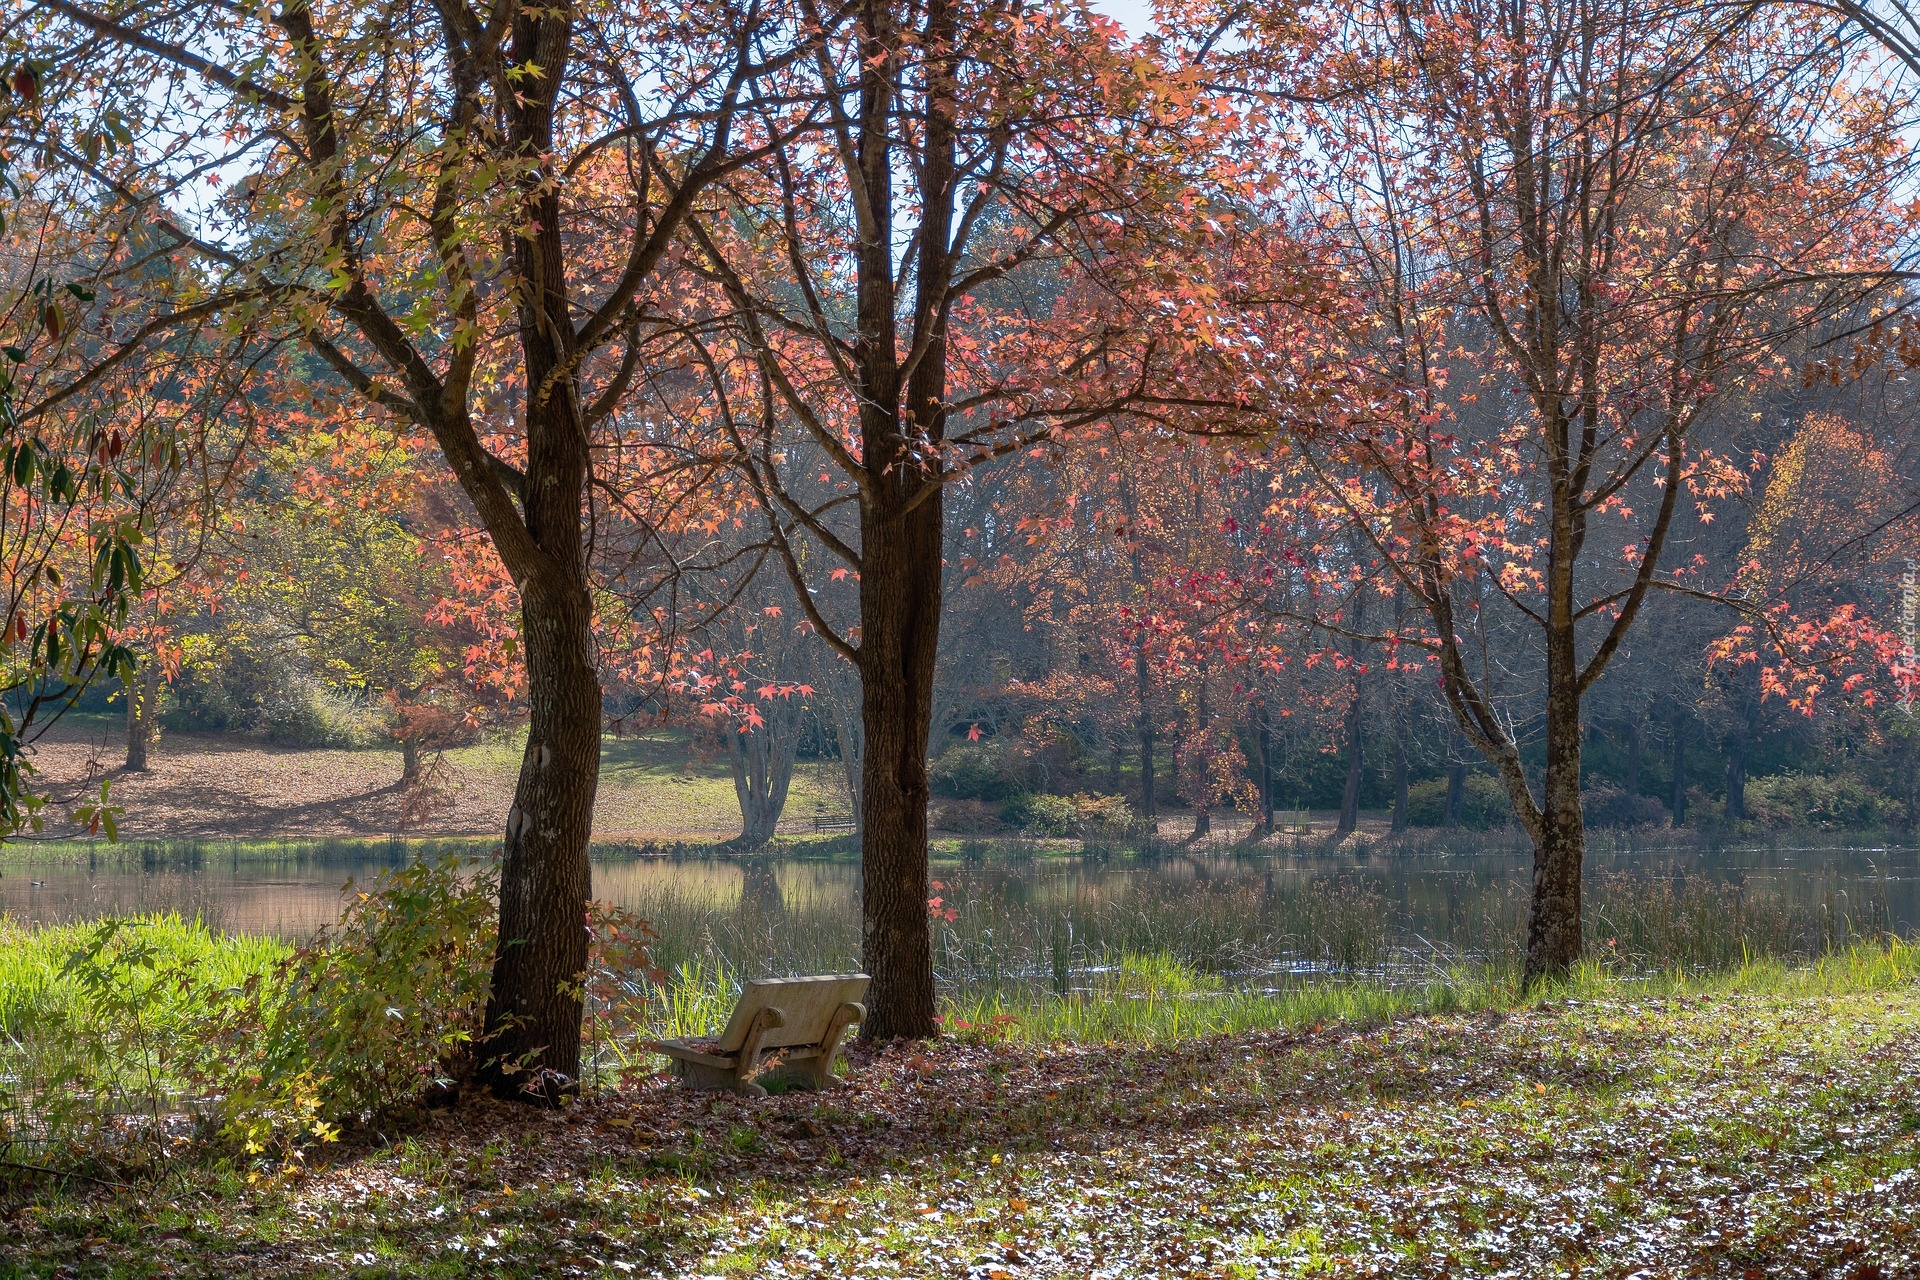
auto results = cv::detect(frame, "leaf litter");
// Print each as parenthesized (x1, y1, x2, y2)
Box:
(6, 985, 1920, 1277)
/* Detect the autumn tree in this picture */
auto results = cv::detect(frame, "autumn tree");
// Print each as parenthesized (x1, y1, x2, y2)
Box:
(655, 0, 1283, 1033)
(12, 0, 812, 1095)
(1239, 0, 1918, 980)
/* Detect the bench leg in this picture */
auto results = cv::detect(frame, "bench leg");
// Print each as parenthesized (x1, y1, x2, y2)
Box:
(775, 1002, 863, 1091)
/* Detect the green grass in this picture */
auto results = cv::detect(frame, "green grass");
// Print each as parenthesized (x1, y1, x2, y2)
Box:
(0, 913, 290, 1033)
(7, 942, 1920, 1276)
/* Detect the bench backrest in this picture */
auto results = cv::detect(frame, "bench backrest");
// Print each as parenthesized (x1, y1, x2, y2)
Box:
(715, 974, 871, 1052)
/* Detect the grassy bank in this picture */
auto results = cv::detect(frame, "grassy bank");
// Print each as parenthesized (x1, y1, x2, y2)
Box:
(5, 944, 1920, 1276)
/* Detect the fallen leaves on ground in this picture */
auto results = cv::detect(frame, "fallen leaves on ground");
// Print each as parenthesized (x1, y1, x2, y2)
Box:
(6, 986, 1920, 1277)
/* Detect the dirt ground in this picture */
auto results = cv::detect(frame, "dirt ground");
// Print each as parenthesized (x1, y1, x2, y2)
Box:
(19, 718, 848, 843)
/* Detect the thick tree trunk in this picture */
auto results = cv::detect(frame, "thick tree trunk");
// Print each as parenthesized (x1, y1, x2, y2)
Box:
(729, 710, 799, 849)
(123, 661, 160, 772)
(856, 502, 942, 1040)
(480, 575, 600, 1100)
(1335, 689, 1362, 837)
(478, 34, 604, 1094)
(401, 735, 423, 784)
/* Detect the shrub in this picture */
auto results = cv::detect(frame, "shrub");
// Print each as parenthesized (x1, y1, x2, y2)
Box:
(1582, 783, 1670, 828)
(929, 798, 1006, 834)
(206, 852, 499, 1159)
(999, 791, 1080, 836)
(1071, 792, 1141, 839)
(1746, 773, 1904, 830)
(929, 741, 1033, 801)
(1406, 774, 1512, 829)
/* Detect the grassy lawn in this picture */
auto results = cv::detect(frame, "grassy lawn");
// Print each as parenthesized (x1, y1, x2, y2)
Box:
(6, 951, 1920, 1277)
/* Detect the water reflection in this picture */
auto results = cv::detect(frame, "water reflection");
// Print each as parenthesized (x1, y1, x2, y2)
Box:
(6, 842, 1918, 988)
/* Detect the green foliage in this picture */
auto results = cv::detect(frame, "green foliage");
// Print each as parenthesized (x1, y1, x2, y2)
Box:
(997, 791, 1138, 838)
(998, 791, 1080, 835)
(221, 852, 499, 1153)
(929, 740, 1031, 801)
(1745, 772, 1905, 830)
(1406, 774, 1512, 828)
(0, 854, 498, 1175)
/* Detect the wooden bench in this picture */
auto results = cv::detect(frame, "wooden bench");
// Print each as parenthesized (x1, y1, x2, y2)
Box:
(649, 974, 869, 1096)
(812, 813, 856, 833)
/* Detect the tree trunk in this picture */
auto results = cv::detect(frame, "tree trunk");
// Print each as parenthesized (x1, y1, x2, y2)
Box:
(1136, 637, 1156, 826)
(1336, 583, 1366, 838)
(1445, 735, 1466, 828)
(834, 0, 951, 1043)
(1256, 702, 1274, 832)
(1669, 714, 1688, 827)
(477, 36, 605, 1094)
(1335, 688, 1362, 837)
(1190, 666, 1211, 840)
(1624, 718, 1641, 798)
(729, 707, 800, 849)
(479, 574, 601, 1100)
(1390, 732, 1409, 833)
(1523, 659, 1585, 985)
(856, 501, 942, 1040)
(124, 660, 161, 772)
(1723, 732, 1747, 822)
(401, 735, 423, 784)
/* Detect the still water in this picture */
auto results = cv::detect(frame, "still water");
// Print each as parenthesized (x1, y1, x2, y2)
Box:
(5, 838, 1919, 986)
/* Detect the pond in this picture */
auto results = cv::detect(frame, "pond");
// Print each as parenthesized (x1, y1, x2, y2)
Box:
(5, 836, 1918, 996)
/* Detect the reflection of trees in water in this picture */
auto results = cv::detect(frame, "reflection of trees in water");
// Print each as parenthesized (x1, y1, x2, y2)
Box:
(737, 861, 787, 920)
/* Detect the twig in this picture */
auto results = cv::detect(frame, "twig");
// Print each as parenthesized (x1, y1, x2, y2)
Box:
(0, 1158, 133, 1189)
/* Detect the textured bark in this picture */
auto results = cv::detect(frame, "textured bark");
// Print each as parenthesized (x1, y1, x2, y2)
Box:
(401, 736, 423, 784)
(857, 501, 941, 1040)
(479, 550, 601, 1100)
(123, 661, 160, 773)
(848, 0, 943, 1040)
(477, 14, 603, 1095)
(728, 703, 801, 848)
(1523, 648, 1585, 985)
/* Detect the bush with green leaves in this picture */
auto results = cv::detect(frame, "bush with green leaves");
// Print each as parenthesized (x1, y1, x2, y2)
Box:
(929, 740, 1034, 801)
(1406, 774, 1513, 829)
(998, 791, 1080, 836)
(1745, 773, 1905, 831)
(218, 852, 499, 1151)
(1, 855, 501, 1174)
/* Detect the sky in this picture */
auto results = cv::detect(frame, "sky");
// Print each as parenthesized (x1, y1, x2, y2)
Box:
(1088, 0, 1154, 36)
